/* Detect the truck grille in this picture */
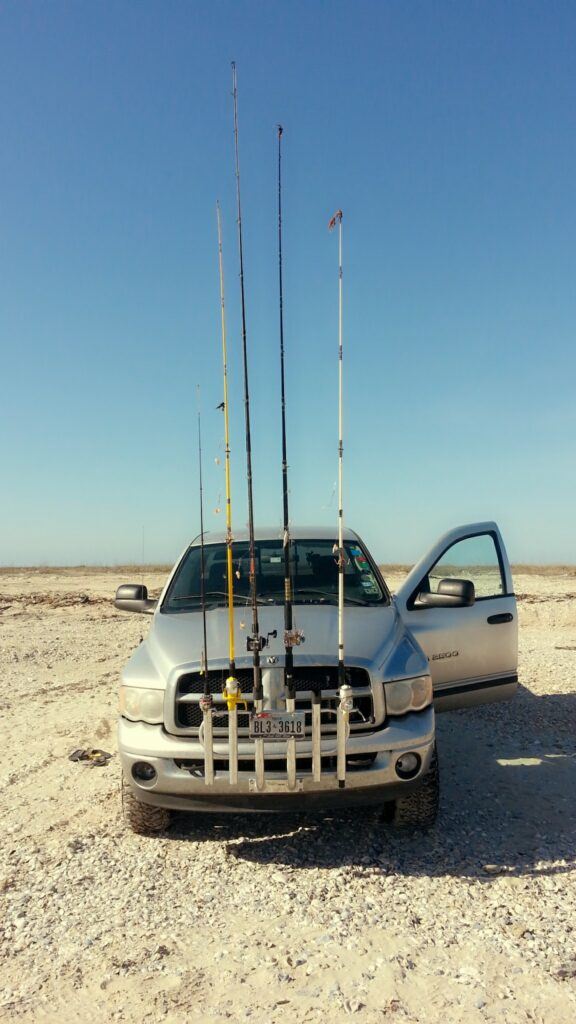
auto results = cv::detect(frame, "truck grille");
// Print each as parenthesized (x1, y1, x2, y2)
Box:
(174, 667, 374, 733)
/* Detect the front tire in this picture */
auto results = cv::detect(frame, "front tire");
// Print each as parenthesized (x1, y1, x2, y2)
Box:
(387, 747, 440, 828)
(121, 776, 172, 835)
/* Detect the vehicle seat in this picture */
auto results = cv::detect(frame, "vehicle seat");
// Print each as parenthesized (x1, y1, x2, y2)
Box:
(309, 555, 337, 588)
(207, 562, 227, 592)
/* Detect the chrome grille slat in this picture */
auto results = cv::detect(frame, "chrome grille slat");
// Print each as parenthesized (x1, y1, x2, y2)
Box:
(177, 686, 372, 703)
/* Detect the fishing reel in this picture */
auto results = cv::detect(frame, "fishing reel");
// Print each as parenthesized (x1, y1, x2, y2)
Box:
(338, 683, 354, 714)
(284, 629, 305, 648)
(246, 629, 277, 653)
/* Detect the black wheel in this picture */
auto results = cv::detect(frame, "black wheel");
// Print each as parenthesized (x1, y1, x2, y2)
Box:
(387, 747, 440, 828)
(121, 775, 172, 835)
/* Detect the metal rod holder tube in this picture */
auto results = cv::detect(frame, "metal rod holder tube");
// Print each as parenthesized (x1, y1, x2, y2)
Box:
(336, 706, 347, 786)
(254, 698, 265, 790)
(286, 696, 296, 790)
(312, 699, 322, 782)
(228, 708, 238, 786)
(203, 708, 214, 786)
(337, 683, 353, 787)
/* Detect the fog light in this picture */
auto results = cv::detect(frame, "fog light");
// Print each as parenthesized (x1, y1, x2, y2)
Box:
(395, 752, 421, 780)
(132, 761, 156, 782)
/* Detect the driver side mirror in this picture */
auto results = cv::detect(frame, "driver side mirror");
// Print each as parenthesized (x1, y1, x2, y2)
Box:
(114, 583, 158, 614)
(415, 578, 475, 609)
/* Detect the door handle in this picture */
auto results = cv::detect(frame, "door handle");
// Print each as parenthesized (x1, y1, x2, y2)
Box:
(487, 613, 513, 624)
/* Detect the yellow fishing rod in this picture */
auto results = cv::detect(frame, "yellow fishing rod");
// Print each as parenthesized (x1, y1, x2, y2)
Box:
(216, 204, 244, 787)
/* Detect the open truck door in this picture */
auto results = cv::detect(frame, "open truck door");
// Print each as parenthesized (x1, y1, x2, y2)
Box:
(394, 522, 518, 711)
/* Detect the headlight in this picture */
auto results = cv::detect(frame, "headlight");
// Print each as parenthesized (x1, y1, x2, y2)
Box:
(119, 686, 164, 724)
(385, 676, 432, 716)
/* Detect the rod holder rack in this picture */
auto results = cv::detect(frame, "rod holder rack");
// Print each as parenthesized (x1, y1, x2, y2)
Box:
(197, 685, 355, 791)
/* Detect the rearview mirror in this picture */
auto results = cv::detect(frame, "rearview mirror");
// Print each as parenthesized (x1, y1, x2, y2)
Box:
(114, 583, 157, 614)
(415, 578, 475, 609)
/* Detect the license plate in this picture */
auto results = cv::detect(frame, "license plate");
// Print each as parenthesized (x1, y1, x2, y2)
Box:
(249, 778, 304, 792)
(249, 711, 306, 740)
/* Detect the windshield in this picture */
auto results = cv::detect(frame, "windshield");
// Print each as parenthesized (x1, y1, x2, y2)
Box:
(162, 538, 388, 612)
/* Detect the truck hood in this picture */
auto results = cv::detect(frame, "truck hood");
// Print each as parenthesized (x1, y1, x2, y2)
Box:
(133, 601, 427, 685)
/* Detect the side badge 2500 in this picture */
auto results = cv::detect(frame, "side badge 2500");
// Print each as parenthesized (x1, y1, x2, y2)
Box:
(431, 650, 459, 661)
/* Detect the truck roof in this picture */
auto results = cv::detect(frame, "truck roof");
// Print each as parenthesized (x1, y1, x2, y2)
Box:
(189, 525, 360, 546)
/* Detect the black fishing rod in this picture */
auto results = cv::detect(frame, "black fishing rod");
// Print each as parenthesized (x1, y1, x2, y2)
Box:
(216, 202, 237, 686)
(277, 125, 303, 705)
(197, 387, 214, 784)
(329, 208, 353, 786)
(197, 389, 209, 696)
(231, 63, 264, 712)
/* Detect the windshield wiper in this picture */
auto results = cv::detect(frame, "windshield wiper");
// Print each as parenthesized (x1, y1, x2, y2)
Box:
(172, 591, 230, 604)
(172, 591, 266, 606)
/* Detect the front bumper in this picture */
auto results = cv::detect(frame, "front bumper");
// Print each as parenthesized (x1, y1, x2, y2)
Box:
(119, 708, 435, 812)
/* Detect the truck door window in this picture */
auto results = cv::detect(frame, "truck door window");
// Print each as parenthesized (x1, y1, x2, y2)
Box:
(426, 533, 505, 599)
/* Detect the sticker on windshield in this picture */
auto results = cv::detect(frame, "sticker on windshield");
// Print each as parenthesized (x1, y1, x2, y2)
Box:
(351, 545, 369, 570)
(361, 579, 379, 593)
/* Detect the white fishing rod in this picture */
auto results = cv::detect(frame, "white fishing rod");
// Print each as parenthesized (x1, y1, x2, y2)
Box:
(329, 209, 353, 786)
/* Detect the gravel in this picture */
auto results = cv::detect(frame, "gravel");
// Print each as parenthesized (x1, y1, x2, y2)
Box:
(0, 567, 574, 1023)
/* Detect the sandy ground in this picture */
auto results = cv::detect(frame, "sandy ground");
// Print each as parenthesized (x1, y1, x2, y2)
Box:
(0, 566, 575, 1023)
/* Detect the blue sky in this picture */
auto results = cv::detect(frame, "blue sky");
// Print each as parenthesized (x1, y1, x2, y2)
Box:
(1, 1, 575, 565)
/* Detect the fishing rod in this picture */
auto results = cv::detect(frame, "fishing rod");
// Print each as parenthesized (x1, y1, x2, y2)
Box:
(197, 392, 209, 685)
(277, 125, 304, 675)
(329, 209, 345, 688)
(277, 125, 304, 790)
(197, 387, 214, 785)
(329, 209, 353, 786)
(216, 201, 242, 786)
(217, 201, 237, 685)
(231, 62, 267, 787)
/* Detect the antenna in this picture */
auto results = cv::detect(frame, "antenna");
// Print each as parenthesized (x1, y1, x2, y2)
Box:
(231, 63, 266, 789)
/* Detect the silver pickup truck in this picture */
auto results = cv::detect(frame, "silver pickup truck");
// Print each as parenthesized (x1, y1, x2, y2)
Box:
(115, 522, 517, 834)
